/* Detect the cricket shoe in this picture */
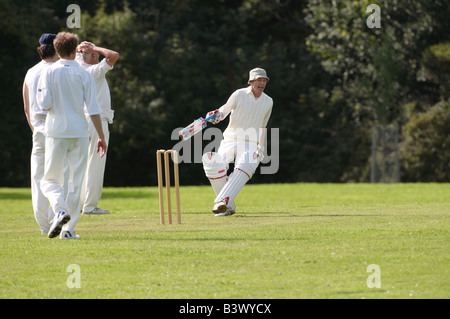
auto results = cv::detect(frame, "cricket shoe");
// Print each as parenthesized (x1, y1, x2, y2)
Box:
(48, 210, 71, 238)
(212, 200, 228, 214)
(60, 231, 80, 240)
(83, 207, 110, 215)
(215, 207, 235, 217)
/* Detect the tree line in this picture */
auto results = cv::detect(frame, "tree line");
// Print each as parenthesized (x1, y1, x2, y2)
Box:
(0, 0, 448, 187)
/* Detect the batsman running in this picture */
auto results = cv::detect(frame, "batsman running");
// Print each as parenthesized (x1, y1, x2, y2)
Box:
(202, 68, 273, 216)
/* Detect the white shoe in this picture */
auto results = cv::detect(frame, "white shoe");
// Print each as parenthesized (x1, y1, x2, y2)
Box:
(215, 207, 235, 217)
(60, 231, 80, 239)
(212, 201, 228, 214)
(48, 210, 71, 238)
(83, 207, 110, 215)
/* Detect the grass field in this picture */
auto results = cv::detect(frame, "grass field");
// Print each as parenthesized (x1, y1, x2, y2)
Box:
(0, 183, 449, 299)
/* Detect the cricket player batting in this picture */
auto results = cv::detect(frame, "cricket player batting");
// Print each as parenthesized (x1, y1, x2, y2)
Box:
(202, 68, 273, 216)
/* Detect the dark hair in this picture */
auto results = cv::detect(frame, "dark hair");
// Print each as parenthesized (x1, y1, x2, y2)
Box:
(37, 44, 56, 60)
(53, 32, 78, 58)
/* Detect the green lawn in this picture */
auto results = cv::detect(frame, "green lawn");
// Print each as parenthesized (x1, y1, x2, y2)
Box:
(0, 183, 449, 299)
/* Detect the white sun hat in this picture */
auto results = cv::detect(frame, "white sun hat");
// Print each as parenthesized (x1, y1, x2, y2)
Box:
(248, 68, 269, 84)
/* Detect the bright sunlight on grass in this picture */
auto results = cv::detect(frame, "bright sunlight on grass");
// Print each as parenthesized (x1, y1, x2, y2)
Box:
(0, 183, 449, 299)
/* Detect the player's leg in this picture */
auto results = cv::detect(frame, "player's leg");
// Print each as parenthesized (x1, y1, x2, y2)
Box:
(51, 157, 70, 229)
(30, 131, 50, 234)
(61, 137, 89, 238)
(213, 141, 260, 213)
(203, 139, 237, 214)
(81, 119, 109, 215)
(202, 151, 228, 195)
(41, 137, 71, 238)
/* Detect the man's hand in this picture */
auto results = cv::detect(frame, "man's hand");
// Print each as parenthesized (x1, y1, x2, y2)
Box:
(96, 138, 107, 158)
(90, 114, 107, 157)
(78, 41, 95, 53)
(206, 109, 223, 124)
(254, 145, 264, 161)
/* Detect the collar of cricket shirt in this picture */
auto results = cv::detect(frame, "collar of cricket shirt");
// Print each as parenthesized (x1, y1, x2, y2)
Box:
(246, 86, 262, 100)
(58, 59, 79, 66)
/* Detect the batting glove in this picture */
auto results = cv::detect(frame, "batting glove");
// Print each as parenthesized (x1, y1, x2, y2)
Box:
(206, 109, 223, 124)
(254, 145, 264, 161)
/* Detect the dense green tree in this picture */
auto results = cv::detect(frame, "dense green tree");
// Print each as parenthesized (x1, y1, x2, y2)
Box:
(0, 0, 63, 186)
(400, 101, 449, 182)
(304, 0, 450, 181)
(400, 41, 450, 182)
(1, 0, 448, 186)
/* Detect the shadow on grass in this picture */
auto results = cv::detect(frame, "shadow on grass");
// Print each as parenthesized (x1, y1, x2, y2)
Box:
(235, 213, 380, 218)
(87, 233, 311, 241)
(0, 191, 31, 200)
(337, 289, 387, 295)
(301, 214, 381, 217)
(101, 191, 155, 199)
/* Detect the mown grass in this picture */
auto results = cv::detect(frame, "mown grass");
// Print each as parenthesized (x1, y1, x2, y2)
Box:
(0, 183, 448, 299)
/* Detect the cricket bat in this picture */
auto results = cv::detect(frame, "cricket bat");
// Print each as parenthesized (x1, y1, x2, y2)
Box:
(178, 113, 217, 141)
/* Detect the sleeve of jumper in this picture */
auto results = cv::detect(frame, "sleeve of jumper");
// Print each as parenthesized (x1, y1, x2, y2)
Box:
(219, 90, 238, 119)
(36, 68, 53, 110)
(261, 99, 273, 128)
(87, 59, 113, 80)
(84, 73, 101, 116)
(75, 53, 84, 65)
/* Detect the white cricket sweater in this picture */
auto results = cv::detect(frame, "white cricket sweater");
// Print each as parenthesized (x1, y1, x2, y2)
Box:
(75, 53, 114, 123)
(219, 87, 273, 143)
(24, 61, 54, 128)
(37, 59, 100, 138)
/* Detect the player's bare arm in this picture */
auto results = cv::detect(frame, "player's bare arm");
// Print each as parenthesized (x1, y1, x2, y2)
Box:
(79, 41, 119, 66)
(22, 81, 33, 132)
(90, 114, 107, 158)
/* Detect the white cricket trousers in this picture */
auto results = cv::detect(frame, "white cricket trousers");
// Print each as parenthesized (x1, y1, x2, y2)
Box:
(41, 137, 89, 233)
(81, 118, 109, 213)
(213, 138, 260, 207)
(31, 128, 51, 234)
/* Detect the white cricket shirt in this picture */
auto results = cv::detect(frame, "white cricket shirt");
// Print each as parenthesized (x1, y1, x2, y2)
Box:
(24, 61, 54, 128)
(76, 53, 114, 123)
(219, 87, 273, 142)
(37, 59, 100, 138)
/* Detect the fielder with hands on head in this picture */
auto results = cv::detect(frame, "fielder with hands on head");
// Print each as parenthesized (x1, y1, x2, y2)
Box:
(37, 32, 107, 239)
(22, 33, 59, 234)
(75, 41, 119, 215)
(202, 68, 273, 216)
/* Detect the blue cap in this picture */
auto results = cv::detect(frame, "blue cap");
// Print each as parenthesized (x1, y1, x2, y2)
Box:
(39, 33, 56, 46)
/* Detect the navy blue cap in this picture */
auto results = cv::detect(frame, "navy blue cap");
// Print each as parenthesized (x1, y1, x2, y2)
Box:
(39, 33, 56, 46)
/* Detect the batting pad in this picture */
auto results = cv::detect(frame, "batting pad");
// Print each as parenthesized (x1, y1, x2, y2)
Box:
(202, 152, 227, 179)
(215, 168, 249, 205)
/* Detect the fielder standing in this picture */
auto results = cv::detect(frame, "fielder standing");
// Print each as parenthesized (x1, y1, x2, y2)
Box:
(37, 32, 107, 239)
(75, 41, 119, 215)
(202, 68, 273, 216)
(22, 33, 59, 234)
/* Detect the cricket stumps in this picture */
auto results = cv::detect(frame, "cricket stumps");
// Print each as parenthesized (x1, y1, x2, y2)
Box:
(156, 149, 181, 224)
